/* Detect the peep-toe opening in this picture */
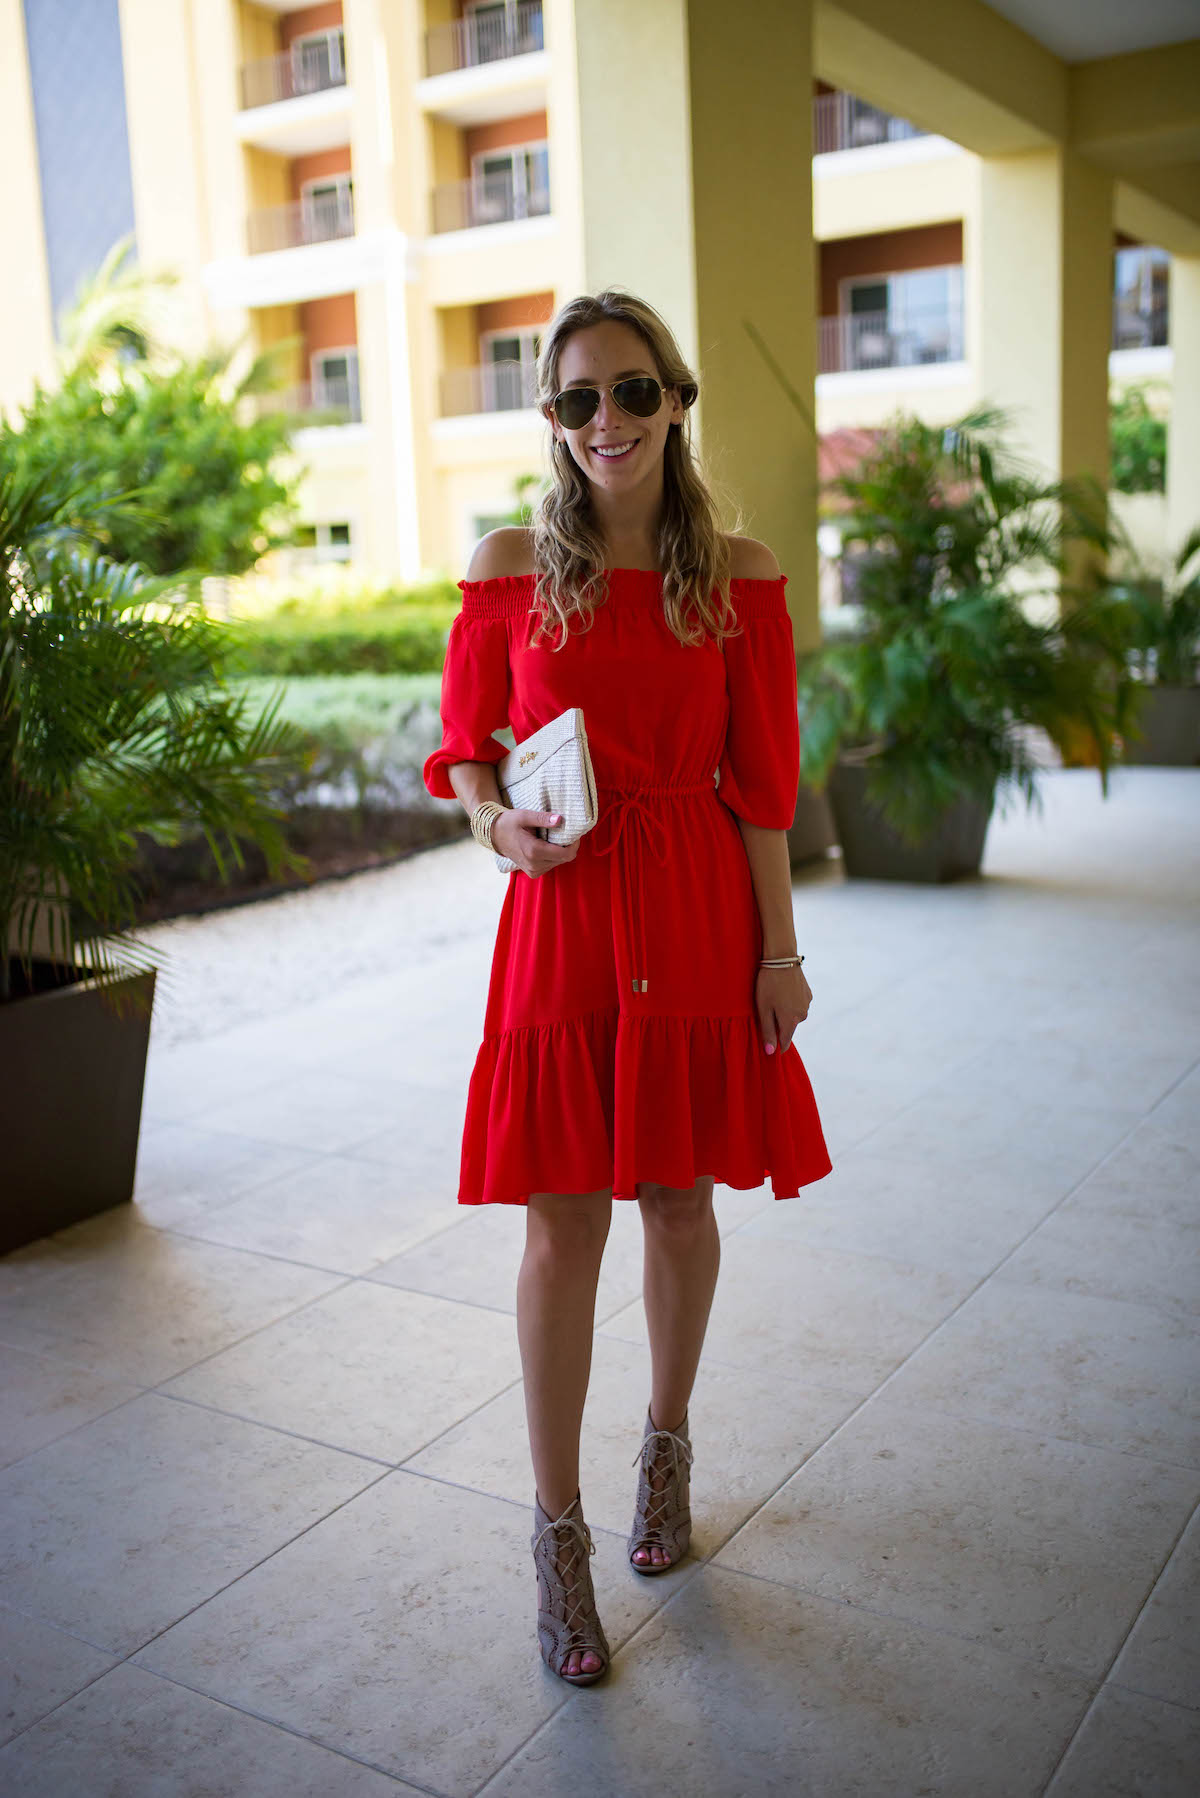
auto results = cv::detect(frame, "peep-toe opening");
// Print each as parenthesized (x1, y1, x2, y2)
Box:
(531, 1489, 611, 1684)
(628, 1406, 693, 1574)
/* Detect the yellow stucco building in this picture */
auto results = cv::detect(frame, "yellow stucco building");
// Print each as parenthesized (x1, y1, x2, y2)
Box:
(2, 0, 1198, 652)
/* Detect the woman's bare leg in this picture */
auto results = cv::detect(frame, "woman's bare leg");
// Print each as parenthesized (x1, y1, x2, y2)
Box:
(518, 1187, 612, 1677)
(635, 1176, 720, 1566)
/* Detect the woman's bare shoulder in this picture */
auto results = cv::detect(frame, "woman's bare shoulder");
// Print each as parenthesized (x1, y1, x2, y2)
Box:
(723, 533, 781, 580)
(464, 527, 537, 582)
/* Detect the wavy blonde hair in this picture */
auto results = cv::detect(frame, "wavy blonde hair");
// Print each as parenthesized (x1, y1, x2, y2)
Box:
(529, 287, 747, 653)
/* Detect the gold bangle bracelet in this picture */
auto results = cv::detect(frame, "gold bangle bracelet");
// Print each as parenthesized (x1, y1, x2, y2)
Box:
(470, 801, 506, 849)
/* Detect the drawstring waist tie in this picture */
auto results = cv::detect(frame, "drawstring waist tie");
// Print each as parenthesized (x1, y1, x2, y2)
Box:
(590, 778, 719, 997)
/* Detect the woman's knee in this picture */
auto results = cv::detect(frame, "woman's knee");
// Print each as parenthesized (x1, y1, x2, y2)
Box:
(525, 1188, 613, 1259)
(638, 1177, 716, 1233)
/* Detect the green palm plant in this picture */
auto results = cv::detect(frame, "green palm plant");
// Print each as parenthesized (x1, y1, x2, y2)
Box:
(1, 461, 315, 1007)
(1110, 527, 1200, 688)
(799, 407, 1140, 845)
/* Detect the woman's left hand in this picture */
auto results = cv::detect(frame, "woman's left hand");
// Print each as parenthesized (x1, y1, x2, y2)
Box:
(756, 964, 812, 1055)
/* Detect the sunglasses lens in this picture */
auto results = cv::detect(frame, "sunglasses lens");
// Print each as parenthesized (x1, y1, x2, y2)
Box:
(554, 388, 600, 430)
(612, 377, 663, 417)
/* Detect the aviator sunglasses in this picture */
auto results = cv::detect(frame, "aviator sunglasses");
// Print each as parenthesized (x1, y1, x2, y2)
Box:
(549, 375, 698, 433)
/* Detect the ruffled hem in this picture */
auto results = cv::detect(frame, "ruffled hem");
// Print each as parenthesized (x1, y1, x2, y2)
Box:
(456, 1006, 832, 1206)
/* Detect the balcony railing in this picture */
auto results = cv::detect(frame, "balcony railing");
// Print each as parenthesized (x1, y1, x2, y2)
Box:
(813, 90, 928, 155)
(818, 306, 964, 374)
(241, 31, 347, 110)
(1112, 297, 1169, 351)
(440, 361, 538, 417)
(256, 375, 362, 425)
(431, 173, 549, 234)
(425, 1, 543, 77)
(247, 189, 355, 255)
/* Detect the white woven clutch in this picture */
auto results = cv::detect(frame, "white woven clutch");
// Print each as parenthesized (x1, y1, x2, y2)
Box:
(493, 707, 599, 873)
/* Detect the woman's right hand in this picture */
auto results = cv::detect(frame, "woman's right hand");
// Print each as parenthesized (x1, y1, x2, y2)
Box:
(491, 808, 580, 878)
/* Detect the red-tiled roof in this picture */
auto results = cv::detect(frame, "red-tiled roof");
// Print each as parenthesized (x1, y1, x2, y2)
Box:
(817, 424, 977, 512)
(817, 427, 884, 485)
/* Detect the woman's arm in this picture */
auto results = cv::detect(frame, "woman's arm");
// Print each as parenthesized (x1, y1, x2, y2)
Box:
(719, 528, 813, 1053)
(445, 525, 530, 816)
(737, 817, 813, 1052)
(734, 817, 798, 958)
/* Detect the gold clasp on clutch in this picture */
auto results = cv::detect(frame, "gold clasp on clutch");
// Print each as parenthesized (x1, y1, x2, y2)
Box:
(518, 749, 538, 767)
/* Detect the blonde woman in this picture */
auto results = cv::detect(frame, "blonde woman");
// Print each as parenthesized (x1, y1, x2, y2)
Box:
(423, 288, 831, 1686)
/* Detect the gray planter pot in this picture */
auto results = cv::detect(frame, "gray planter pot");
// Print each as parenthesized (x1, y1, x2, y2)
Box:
(786, 781, 837, 869)
(827, 760, 994, 883)
(1121, 685, 1200, 766)
(0, 961, 155, 1255)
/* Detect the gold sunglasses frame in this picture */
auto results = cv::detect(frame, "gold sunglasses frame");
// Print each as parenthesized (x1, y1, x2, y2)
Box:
(547, 376, 699, 431)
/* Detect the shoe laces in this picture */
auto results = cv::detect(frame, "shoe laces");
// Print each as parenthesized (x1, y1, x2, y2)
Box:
(631, 1423, 693, 1534)
(533, 1501, 601, 1649)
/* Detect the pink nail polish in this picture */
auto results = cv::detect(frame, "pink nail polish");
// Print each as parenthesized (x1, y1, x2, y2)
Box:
(765, 1043, 775, 1055)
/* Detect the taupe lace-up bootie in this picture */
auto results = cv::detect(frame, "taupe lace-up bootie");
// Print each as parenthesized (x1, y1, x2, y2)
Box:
(628, 1405, 693, 1574)
(530, 1490, 611, 1684)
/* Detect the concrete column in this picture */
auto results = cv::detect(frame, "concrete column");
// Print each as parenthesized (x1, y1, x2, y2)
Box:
(0, 0, 56, 415)
(1166, 255, 1200, 562)
(563, 0, 820, 649)
(117, 0, 212, 354)
(968, 146, 1114, 598)
(356, 249, 423, 581)
(344, 0, 431, 580)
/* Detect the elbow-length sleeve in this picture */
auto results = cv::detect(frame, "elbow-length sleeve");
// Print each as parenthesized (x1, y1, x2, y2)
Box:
(422, 591, 511, 800)
(715, 576, 801, 829)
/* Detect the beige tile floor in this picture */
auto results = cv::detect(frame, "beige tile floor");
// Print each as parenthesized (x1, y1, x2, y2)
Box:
(1, 766, 1198, 1797)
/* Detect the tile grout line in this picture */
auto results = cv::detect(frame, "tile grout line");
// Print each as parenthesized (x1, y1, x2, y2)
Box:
(1038, 1489, 1200, 1794)
(7, 796, 1196, 1782)
(668, 1084, 1200, 1592)
(0, 1655, 435, 1793)
(0, 1464, 399, 1769)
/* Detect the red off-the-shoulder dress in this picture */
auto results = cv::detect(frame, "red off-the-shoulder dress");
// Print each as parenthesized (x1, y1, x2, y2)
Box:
(423, 567, 832, 1206)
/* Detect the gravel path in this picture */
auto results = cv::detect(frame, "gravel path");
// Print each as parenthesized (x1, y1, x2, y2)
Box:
(135, 835, 502, 1050)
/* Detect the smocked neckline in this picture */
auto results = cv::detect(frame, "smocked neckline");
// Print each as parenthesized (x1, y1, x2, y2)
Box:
(457, 568, 788, 588)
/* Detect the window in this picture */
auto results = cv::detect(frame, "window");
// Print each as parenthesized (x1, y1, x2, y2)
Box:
(469, 142, 550, 224)
(840, 264, 964, 368)
(462, 1, 544, 65)
(290, 28, 346, 94)
(293, 521, 355, 563)
(477, 326, 541, 410)
(844, 96, 921, 149)
(300, 175, 354, 242)
(310, 346, 361, 421)
(1114, 246, 1169, 350)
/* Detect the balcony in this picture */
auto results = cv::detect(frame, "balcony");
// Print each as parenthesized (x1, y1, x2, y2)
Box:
(256, 374, 362, 427)
(425, 1, 543, 78)
(235, 32, 353, 156)
(431, 173, 549, 235)
(440, 361, 538, 418)
(247, 190, 355, 256)
(241, 32, 347, 109)
(818, 305, 964, 375)
(813, 90, 929, 156)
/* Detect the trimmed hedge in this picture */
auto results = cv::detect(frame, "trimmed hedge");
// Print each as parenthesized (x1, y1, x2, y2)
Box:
(224, 672, 514, 814)
(225, 604, 459, 676)
(231, 671, 444, 747)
